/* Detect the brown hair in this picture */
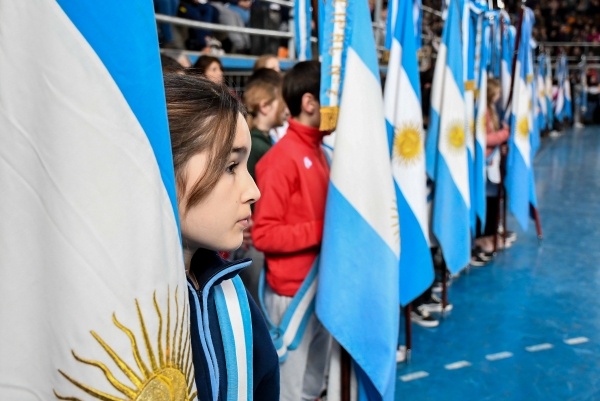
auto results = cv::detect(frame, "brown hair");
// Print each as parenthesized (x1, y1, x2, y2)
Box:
(193, 55, 223, 75)
(253, 54, 278, 71)
(243, 68, 283, 129)
(164, 74, 246, 212)
(486, 78, 501, 131)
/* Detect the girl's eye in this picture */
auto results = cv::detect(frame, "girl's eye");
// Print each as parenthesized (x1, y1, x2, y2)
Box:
(226, 163, 239, 174)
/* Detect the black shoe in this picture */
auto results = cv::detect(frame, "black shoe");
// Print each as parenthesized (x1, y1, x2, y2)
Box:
(422, 293, 453, 313)
(470, 253, 488, 267)
(474, 246, 495, 261)
(410, 305, 439, 327)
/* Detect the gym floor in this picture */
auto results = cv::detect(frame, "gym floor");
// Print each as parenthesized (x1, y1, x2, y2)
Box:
(395, 127, 600, 400)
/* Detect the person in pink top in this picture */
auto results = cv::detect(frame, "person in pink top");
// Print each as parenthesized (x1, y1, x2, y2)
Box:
(475, 78, 512, 254)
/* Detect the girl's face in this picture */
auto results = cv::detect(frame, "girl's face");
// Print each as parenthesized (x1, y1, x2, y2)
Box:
(205, 62, 224, 85)
(179, 113, 260, 252)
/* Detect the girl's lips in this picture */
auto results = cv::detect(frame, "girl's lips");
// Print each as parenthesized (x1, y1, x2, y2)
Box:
(237, 216, 251, 228)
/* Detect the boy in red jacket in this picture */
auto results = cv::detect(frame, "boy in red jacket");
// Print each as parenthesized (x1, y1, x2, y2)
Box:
(252, 61, 331, 401)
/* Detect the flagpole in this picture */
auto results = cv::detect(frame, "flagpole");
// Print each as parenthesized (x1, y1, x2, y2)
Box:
(405, 304, 412, 363)
(531, 205, 543, 240)
(341, 347, 351, 401)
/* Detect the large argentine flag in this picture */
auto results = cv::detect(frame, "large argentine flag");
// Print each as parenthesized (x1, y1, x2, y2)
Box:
(316, 0, 400, 399)
(384, 0, 433, 306)
(425, 0, 470, 274)
(506, 8, 535, 230)
(0, 2, 192, 400)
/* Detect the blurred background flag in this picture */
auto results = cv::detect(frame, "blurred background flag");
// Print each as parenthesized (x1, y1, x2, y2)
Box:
(0, 1, 191, 400)
(500, 10, 515, 118)
(294, 0, 312, 61)
(474, 18, 491, 229)
(385, 0, 423, 51)
(506, 7, 535, 230)
(316, 0, 400, 399)
(537, 53, 548, 131)
(545, 53, 555, 130)
(555, 54, 567, 123)
(384, 0, 434, 306)
(425, 0, 471, 274)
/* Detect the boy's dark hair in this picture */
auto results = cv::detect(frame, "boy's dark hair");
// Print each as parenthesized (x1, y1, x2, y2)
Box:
(282, 61, 320, 117)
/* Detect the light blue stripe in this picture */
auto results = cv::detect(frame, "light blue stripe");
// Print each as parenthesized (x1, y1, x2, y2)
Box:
(445, 1, 464, 97)
(506, 139, 530, 231)
(398, 0, 422, 101)
(319, 0, 336, 108)
(188, 282, 218, 400)
(214, 285, 238, 401)
(426, 107, 441, 179)
(468, 148, 476, 235)
(317, 183, 399, 396)
(57, 0, 179, 231)
(396, 185, 434, 306)
(347, 0, 381, 83)
(432, 157, 471, 274)
(475, 140, 487, 227)
(232, 277, 253, 401)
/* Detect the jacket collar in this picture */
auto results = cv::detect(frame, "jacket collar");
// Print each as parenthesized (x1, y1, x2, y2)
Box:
(286, 118, 328, 148)
(188, 248, 250, 293)
(250, 128, 272, 147)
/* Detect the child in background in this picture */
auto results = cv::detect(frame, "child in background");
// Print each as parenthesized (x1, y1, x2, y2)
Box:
(475, 78, 511, 253)
(253, 54, 281, 72)
(236, 67, 286, 302)
(252, 61, 331, 401)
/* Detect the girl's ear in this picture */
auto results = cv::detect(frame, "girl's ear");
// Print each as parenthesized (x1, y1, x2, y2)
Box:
(258, 99, 271, 116)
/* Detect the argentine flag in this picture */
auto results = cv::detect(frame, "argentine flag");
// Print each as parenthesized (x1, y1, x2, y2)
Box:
(537, 54, 548, 130)
(545, 54, 554, 130)
(384, 0, 433, 306)
(474, 21, 491, 228)
(555, 54, 567, 121)
(506, 8, 535, 230)
(425, 0, 471, 274)
(316, 0, 400, 399)
(500, 11, 514, 116)
(0, 1, 192, 400)
(294, 0, 312, 61)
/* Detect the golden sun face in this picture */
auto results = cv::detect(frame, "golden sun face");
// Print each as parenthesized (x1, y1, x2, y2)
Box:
(446, 120, 466, 151)
(54, 289, 196, 401)
(393, 122, 423, 166)
(517, 117, 529, 139)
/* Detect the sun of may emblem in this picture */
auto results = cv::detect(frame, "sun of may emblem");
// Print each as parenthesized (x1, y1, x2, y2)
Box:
(517, 116, 529, 139)
(393, 122, 423, 165)
(54, 289, 196, 401)
(446, 120, 466, 150)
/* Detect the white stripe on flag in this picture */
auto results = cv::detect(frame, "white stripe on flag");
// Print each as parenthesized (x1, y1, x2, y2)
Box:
(221, 280, 248, 401)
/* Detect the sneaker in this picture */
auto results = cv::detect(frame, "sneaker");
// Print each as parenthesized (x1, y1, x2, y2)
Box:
(432, 276, 452, 293)
(411, 305, 440, 327)
(470, 253, 488, 267)
(497, 227, 517, 243)
(422, 293, 454, 313)
(396, 345, 407, 363)
(474, 246, 495, 261)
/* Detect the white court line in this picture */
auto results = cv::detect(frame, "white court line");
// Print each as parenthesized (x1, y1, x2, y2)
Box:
(399, 371, 429, 382)
(445, 361, 471, 370)
(525, 343, 554, 352)
(485, 351, 513, 361)
(564, 337, 589, 345)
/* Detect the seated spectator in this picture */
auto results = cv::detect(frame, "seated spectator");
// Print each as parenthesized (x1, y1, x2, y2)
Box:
(178, 0, 219, 51)
(154, 0, 180, 47)
(252, 61, 331, 401)
(213, 0, 252, 26)
(209, 2, 251, 53)
(194, 55, 224, 84)
(253, 54, 281, 72)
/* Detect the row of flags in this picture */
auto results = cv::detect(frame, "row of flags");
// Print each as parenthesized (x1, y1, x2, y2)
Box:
(0, 1, 577, 400)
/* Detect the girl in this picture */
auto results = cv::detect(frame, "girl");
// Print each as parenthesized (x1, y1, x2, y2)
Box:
(194, 55, 225, 84)
(164, 74, 279, 400)
(475, 78, 511, 253)
(243, 69, 286, 180)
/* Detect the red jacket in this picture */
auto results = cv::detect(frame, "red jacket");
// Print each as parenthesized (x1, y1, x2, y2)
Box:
(252, 119, 330, 297)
